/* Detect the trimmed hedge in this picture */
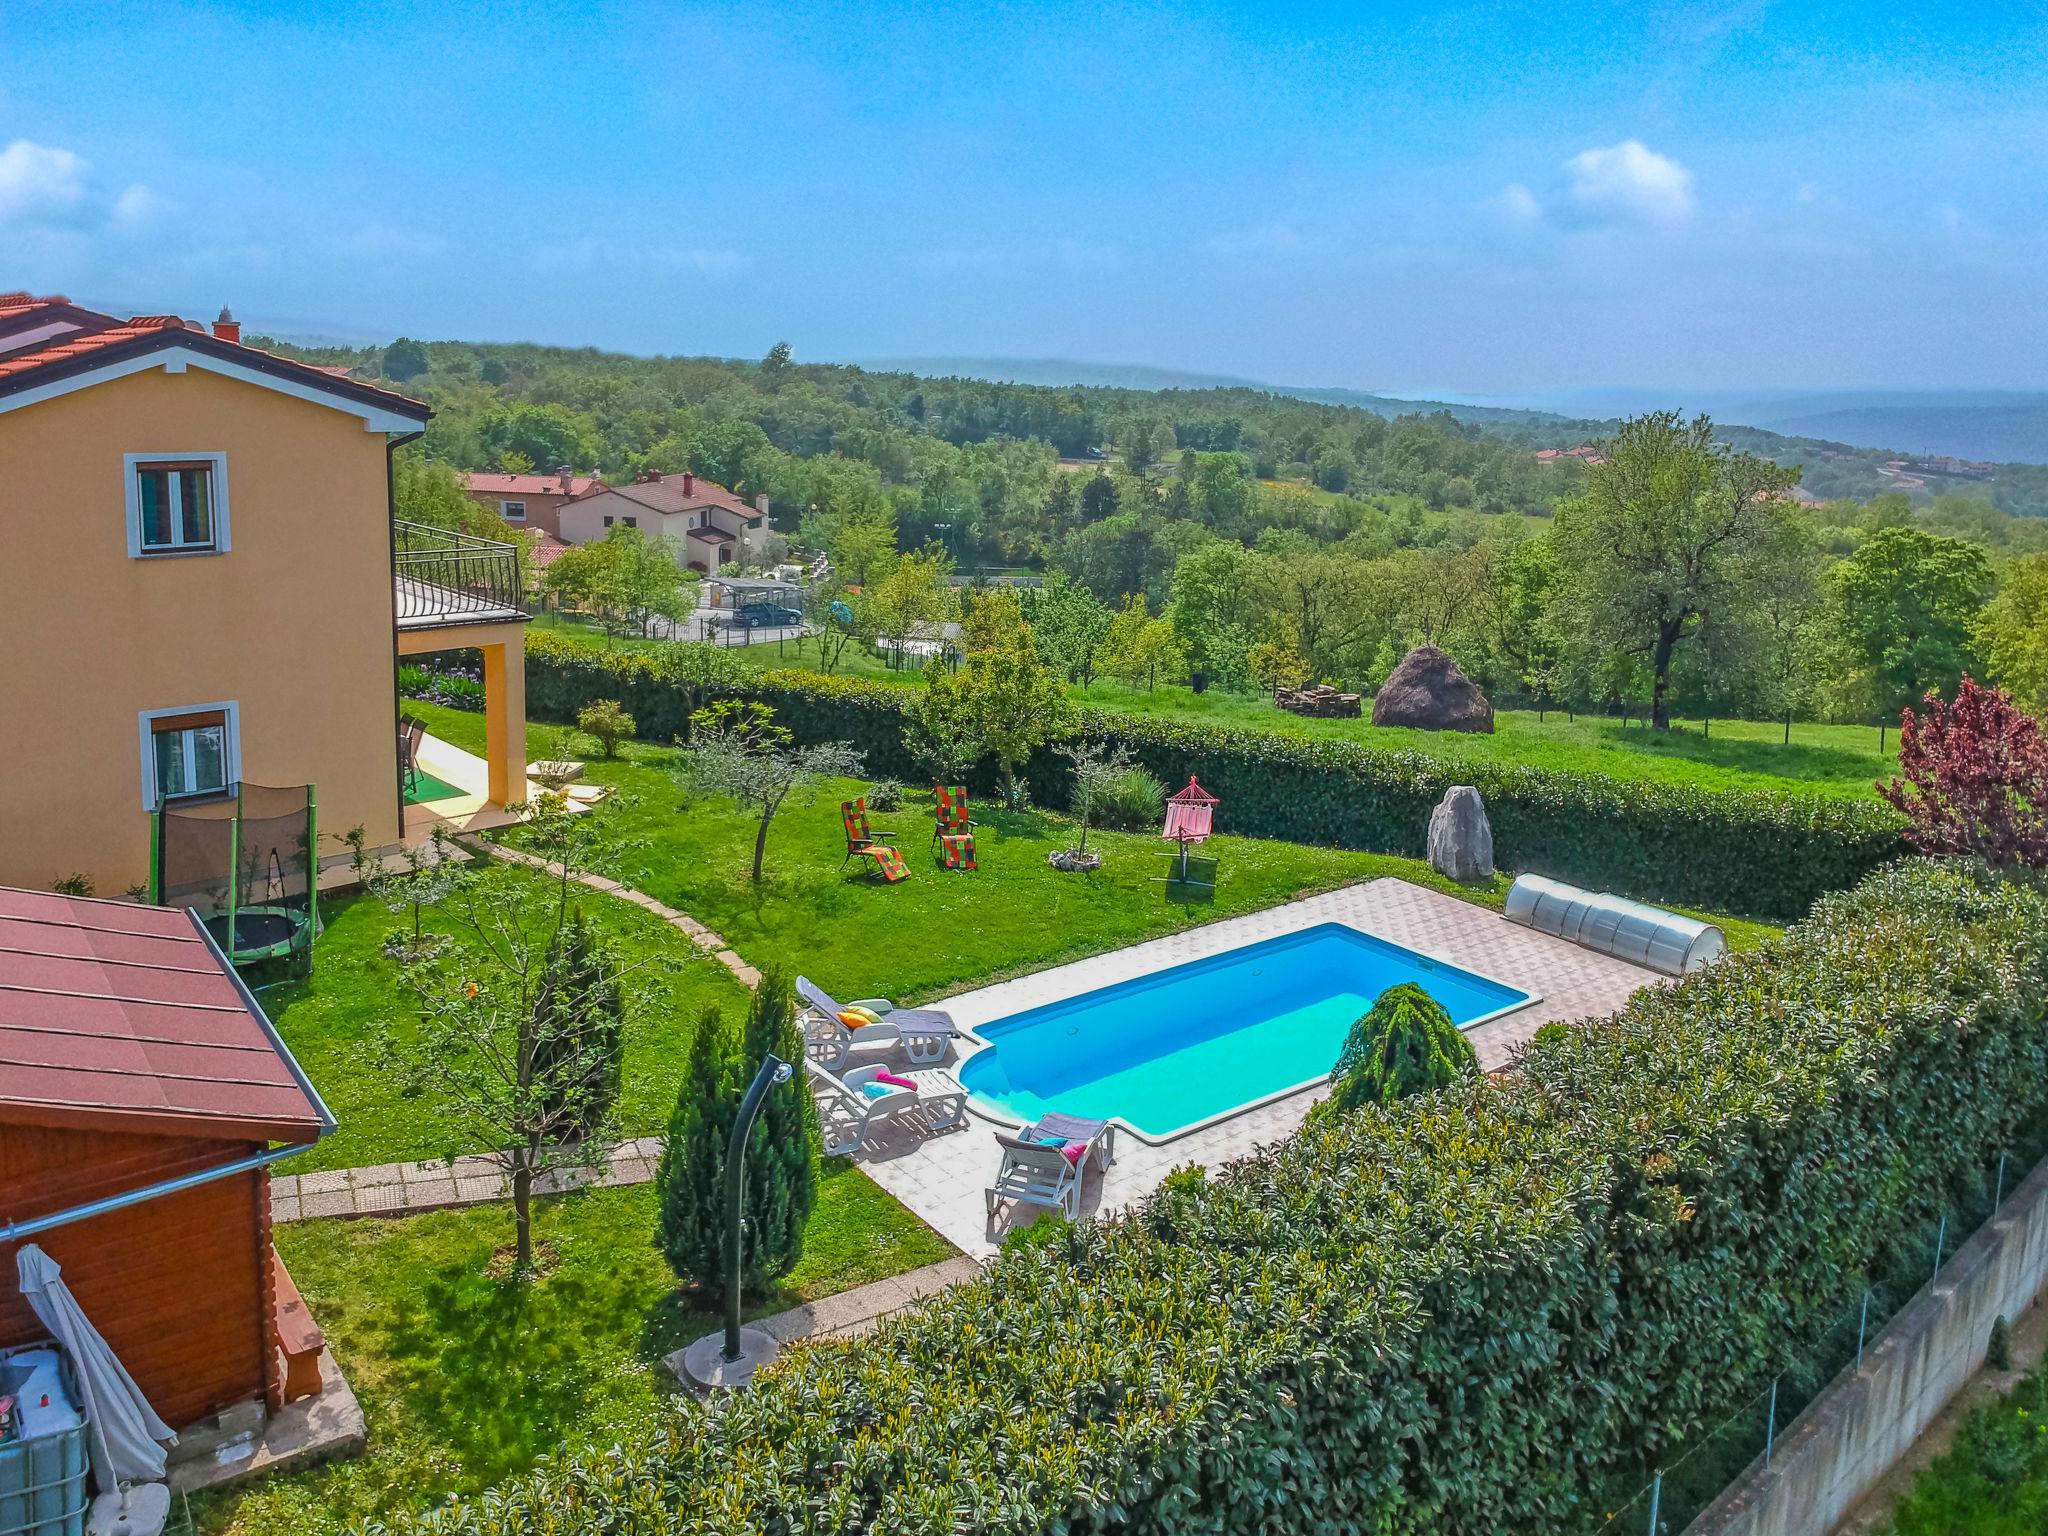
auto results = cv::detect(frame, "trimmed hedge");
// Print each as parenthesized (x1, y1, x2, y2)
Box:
(365, 859, 2048, 1535)
(523, 631, 1902, 919)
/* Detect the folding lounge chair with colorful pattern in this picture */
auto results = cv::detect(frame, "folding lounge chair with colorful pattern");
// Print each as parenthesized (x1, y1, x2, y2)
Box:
(931, 784, 978, 871)
(841, 798, 909, 882)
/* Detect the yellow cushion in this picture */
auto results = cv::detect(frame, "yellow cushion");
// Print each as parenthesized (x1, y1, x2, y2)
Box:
(838, 1006, 882, 1028)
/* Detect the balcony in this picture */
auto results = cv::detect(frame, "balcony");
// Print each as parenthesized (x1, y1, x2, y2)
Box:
(393, 519, 525, 630)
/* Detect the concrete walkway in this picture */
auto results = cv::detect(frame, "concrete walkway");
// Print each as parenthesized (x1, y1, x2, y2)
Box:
(273, 1136, 667, 1222)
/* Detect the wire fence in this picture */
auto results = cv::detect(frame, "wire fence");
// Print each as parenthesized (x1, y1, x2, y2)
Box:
(1590, 1119, 2048, 1534)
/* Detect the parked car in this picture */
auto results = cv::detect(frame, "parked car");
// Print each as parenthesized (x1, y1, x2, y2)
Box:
(728, 602, 804, 629)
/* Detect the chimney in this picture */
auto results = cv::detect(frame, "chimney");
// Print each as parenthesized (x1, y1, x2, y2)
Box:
(754, 491, 770, 518)
(212, 306, 240, 344)
(682, 472, 695, 497)
(558, 469, 574, 494)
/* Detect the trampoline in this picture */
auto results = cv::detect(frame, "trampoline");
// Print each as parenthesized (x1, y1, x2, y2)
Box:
(151, 782, 318, 982)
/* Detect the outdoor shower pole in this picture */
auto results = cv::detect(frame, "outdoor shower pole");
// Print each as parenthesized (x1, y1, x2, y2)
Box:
(723, 1053, 793, 1364)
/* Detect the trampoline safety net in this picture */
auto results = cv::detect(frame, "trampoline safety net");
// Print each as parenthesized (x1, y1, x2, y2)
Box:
(152, 781, 317, 981)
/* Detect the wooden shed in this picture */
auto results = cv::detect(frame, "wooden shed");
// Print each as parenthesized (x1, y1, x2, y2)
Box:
(0, 886, 333, 1434)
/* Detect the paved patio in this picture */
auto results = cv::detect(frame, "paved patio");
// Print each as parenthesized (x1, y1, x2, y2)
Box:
(842, 877, 1665, 1257)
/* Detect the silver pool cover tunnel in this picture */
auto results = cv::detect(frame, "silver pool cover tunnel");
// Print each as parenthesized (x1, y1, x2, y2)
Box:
(1502, 874, 1726, 976)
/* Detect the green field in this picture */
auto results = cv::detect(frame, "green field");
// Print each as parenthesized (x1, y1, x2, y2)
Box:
(520, 611, 1897, 800)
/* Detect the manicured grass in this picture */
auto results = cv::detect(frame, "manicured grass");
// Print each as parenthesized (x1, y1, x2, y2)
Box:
(277, 841, 750, 1174)
(193, 1173, 953, 1535)
(1880, 1366, 2048, 1534)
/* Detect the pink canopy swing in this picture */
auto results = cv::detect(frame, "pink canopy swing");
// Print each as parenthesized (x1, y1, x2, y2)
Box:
(1159, 775, 1219, 888)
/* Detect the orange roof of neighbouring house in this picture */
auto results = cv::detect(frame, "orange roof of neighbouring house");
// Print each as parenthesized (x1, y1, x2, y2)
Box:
(599, 471, 763, 522)
(0, 886, 327, 1143)
(0, 292, 428, 421)
(465, 471, 601, 498)
(527, 532, 573, 568)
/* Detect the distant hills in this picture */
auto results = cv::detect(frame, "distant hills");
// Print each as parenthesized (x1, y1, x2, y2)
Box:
(862, 358, 2048, 468)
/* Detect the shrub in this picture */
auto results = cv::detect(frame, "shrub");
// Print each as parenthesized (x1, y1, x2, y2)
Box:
(1087, 765, 1167, 831)
(370, 860, 2048, 1536)
(574, 698, 636, 760)
(522, 630, 1903, 918)
(528, 911, 624, 1142)
(1882, 675, 2048, 868)
(1320, 983, 1478, 1114)
(865, 777, 904, 812)
(1990, 1314, 2015, 1372)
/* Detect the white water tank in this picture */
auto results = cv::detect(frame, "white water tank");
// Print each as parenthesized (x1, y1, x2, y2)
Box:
(1503, 874, 1726, 976)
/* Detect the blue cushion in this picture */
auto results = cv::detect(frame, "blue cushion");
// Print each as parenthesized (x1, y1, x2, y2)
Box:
(860, 1081, 900, 1100)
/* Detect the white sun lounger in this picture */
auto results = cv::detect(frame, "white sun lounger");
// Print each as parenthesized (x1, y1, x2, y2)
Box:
(813, 1063, 969, 1158)
(984, 1112, 1116, 1225)
(797, 974, 959, 1070)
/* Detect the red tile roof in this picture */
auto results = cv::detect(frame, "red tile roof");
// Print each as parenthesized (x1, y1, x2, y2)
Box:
(527, 531, 572, 568)
(0, 886, 326, 1143)
(0, 292, 427, 420)
(600, 472, 763, 522)
(465, 471, 600, 498)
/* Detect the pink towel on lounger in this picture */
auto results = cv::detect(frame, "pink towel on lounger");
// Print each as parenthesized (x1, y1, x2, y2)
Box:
(876, 1071, 919, 1091)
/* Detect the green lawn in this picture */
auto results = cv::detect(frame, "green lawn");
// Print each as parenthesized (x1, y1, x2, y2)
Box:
(275, 869, 750, 1174)
(194, 1173, 952, 1536)
(1881, 1366, 2048, 1534)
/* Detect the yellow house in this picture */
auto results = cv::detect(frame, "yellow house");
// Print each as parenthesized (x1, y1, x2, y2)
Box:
(0, 292, 530, 897)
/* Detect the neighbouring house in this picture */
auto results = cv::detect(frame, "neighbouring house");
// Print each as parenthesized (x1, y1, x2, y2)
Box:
(560, 468, 772, 576)
(460, 469, 599, 538)
(0, 291, 532, 897)
(0, 885, 355, 1487)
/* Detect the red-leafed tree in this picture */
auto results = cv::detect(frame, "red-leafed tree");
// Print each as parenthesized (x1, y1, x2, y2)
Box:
(1880, 676, 2048, 869)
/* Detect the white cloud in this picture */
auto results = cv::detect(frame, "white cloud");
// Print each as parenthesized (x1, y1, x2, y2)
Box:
(0, 140, 89, 227)
(1563, 139, 1696, 229)
(111, 183, 172, 227)
(1485, 182, 1543, 227)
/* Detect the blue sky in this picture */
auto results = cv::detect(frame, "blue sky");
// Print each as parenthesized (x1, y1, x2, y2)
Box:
(2, 1, 2043, 391)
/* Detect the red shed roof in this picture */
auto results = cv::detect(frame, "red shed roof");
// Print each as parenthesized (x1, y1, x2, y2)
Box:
(0, 887, 326, 1143)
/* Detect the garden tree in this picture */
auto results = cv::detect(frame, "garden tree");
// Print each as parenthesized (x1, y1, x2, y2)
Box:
(1880, 677, 2048, 869)
(1053, 738, 1137, 857)
(827, 511, 901, 589)
(379, 792, 638, 1273)
(866, 547, 957, 665)
(343, 823, 462, 961)
(1979, 553, 2048, 714)
(759, 340, 795, 392)
(540, 526, 696, 638)
(1550, 413, 1803, 729)
(1317, 983, 1478, 1116)
(1020, 572, 1112, 687)
(919, 589, 1070, 803)
(652, 1002, 734, 1292)
(528, 911, 625, 1143)
(380, 336, 431, 382)
(1744, 522, 1827, 734)
(1251, 546, 1397, 681)
(691, 418, 779, 495)
(681, 700, 864, 882)
(1187, 452, 1254, 537)
(1054, 511, 1175, 605)
(734, 967, 820, 1286)
(1041, 474, 1079, 538)
(1120, 416, 1163, 475)
(1166, 539, 1258, 688)
(1248, 615, 1314, 694)
(1818, 527, 1991, 721)
(1094, 593, 1186, 691)
(575, 698, 635, 759)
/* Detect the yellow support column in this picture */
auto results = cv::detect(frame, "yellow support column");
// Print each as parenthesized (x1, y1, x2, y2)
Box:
(482, 639, 528, 806)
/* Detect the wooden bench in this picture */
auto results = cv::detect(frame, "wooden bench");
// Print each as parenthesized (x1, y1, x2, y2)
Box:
(270, 1250, 326, 1404)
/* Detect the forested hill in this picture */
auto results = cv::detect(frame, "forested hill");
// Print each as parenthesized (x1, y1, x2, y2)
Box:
(261, 333, 2048, 521)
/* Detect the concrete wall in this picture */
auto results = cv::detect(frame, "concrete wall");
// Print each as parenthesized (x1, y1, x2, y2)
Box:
(0, 366, 402, 894)
(1687, 1157, 2048, 1536)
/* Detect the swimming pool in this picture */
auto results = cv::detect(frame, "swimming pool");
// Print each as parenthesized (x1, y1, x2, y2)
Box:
(956, 923, 1535, 1142)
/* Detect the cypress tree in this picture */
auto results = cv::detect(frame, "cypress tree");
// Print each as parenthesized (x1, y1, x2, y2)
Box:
(530, 911, 624, 1143)
(1322, 983, 1478, 1115)
(653, 1003, 734, 1292)
(737, 965, 821, 1289)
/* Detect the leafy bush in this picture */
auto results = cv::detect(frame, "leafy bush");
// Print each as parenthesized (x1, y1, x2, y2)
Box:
(574, 698, 636, 760)
(528, 911, 623, 1142)
(1320, 982, 1478, 1114)
(864, 777, 904, 812)
(367, 859, 2048, 1536)
(1881, 675, 2048, 868)
(523, 632, 1904, 918)
(1086, 765, 1167, 831)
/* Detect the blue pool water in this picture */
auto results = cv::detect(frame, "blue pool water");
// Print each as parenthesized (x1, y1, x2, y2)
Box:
(957, 924, 1533, 1141)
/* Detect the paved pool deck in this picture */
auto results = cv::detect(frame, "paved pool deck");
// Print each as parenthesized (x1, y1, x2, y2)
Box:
(842, 877, 1665, 1258)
